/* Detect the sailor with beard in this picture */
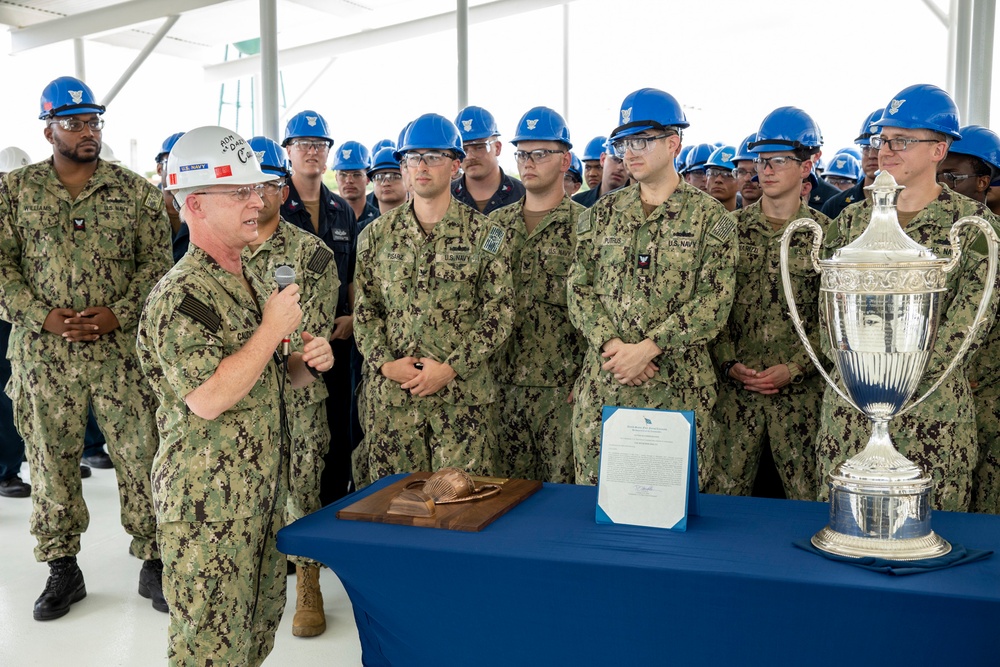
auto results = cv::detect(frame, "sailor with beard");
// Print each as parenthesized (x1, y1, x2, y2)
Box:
(0, 76, 173, 621)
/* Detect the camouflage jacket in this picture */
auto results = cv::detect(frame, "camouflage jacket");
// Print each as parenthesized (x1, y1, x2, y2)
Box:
(137, 246, 284, 522)
(0, 158, 172, 362)
(242, 219, 340, 406)
(354, 197, 515, 406)
(489, 195, 586, 387)
(568, 181, 737, 388)
(712, 200, 829, 382)
(823, 186, 1000, 419)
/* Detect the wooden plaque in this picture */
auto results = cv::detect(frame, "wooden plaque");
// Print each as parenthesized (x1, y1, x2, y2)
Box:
(336, 472, 542, 532)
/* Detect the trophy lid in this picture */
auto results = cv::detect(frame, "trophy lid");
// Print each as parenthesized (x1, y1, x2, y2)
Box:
(825, 171, 940, 265)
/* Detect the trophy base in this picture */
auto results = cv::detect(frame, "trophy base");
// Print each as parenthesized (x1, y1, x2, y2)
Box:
(811, 526, 951, 561)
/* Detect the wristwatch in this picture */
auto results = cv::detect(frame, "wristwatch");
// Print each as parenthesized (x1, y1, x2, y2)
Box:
(786, 362, 805, 384)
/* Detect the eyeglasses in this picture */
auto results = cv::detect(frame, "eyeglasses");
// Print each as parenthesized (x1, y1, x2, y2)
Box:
(733, 167, 754, 179)
(403, 151, 454, 167)
(289, 140, 330, 152)
(753, 156, 803, 171)
(463, 141, 495, 155)
(193, 183, 270, 201)
(610, 133, 673, 158)
(938, 172, 974, 186)
(373, 172, 402, 183)
(869, 136, 940, 151)
(705, 167, 735, 180)
(337, 170, 366, 181)
(514, 149, 565, 165)
(825, 176, 857, 186)
(50, 117, 104, 132)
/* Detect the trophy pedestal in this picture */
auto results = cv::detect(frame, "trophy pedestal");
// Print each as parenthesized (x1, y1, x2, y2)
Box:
(812, 444, 952, 560)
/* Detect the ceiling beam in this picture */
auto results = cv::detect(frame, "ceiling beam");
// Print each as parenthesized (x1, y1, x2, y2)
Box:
(9, 0, 230, 53)
(205, 0, 576, 82)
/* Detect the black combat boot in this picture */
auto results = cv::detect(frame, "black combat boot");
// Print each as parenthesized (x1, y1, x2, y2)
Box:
(138, 558, 168, 613)
(33, 556, 86, 621)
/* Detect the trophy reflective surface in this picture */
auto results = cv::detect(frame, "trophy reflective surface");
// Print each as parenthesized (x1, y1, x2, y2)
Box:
(780, 171, 998, 559)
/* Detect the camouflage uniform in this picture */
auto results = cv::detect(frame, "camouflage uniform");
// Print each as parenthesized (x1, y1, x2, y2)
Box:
(353, 198, 514, 486)
(970, 320, 1000, 514)
(489, 196, 586, 483)
(242, 220, 339, 564)
(709, 201, 829, 500)
(815, 188, 1000, 511)
(568, 181, 737, 488)
(137, 247, 289, 666)
(0, 158, 170, 562)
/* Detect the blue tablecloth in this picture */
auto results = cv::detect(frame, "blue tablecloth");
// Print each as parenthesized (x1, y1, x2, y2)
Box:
(278, 476, 1000, 666)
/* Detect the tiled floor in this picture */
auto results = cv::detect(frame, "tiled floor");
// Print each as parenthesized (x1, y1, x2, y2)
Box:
(0, 464, 361, 666)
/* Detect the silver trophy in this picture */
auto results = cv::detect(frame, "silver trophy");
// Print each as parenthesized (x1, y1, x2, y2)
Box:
(780, 170, 998, 560)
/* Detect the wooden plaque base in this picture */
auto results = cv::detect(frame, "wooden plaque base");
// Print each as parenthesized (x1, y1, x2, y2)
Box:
(336, 472, 542, 532)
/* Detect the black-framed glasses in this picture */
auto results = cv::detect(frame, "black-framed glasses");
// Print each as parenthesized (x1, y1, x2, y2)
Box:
(373, 172, 402, 183)
(610, 133, 673, 158)
(514, 149, 565, 165)
(938, 172, 974, 186)
(288, 140, 330, 152)
(733, 167, 755, 178)
(753, 156, 803, 171)
(705, 167, 735, 180)
(193, 183, 269, 201)
(50, 117, 104, 132)
(869, 136, 940, 151)
(403, 151, 454, 167)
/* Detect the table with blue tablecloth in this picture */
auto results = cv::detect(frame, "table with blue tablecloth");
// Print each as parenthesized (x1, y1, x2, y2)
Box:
(278, 474, 1000, 666)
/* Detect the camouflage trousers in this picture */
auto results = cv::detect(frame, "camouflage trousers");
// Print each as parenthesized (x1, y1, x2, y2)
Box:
(709, 376, 823, 500)
(572, 367, 717, 488)
(8, 354, 159, 562)
(354, 380, 496, 487)
(286, 398, 330, 567)
(496, 383, 575, 483)
(815, 383, 978, 511)
(159, 509, 286, 667)
(972, 390, 1000, 514)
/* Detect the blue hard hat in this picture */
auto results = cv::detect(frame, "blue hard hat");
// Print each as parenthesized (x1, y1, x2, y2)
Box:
(333, 140, 371, 171)
(39, 76, 105, 119)
(567, 152, 583, 181)
(732, 133, 757, 163)
(454, 106, 499, 141)
(705, 145, 737, 171)
(610, 88, 689, 141)
(949, 125, 1000, 173)
(683, 143, 715, 174)
(282, 110, 334, 147)
(856, 108, 885, 145)
(155, 132, 185, 162)
(511, 106, 572, 148)
(394, 113, 466, 161)
(675, 145, 694, 171)
(396, 122, 413, 154)
(825, 153, 862, 181)
(749, 107, 823, 153)
(248, 136, 291, 178)
(835, 146, 863, 161)
(581, 136, 608, 161)
(873, 84, 961, 140)
(371, 138, 396, 154)
(367, 147, 402, 177)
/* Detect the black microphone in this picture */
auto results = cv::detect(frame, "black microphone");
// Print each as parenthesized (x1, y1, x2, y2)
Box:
(275, 266, 295, 356)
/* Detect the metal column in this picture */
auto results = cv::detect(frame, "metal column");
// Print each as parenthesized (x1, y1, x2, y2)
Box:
(260, 0, 280, 141)
(457, 0, 468, 110)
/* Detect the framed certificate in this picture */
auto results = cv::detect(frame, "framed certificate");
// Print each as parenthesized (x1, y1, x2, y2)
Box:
(595, 406, 699, 531)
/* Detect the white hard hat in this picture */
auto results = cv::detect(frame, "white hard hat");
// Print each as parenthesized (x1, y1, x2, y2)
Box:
(0, 146, 31, 173)
(164, 125, 276, 191)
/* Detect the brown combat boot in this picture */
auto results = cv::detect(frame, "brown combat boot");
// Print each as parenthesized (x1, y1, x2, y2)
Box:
(292, 565, 326, 637)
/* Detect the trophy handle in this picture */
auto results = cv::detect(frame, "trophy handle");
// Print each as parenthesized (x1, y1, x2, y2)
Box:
(779, 218, 862, 413)
(897, 215, 999, 417)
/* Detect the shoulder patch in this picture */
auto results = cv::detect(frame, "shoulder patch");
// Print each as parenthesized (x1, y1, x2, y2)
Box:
(144, 191, 161, 210)
(577, 210, 592, 235)
(481, 225, 506, 255)
(177, 294, 221, 333)
(306, 245, 334, 274)
(710, 214, 736, 242)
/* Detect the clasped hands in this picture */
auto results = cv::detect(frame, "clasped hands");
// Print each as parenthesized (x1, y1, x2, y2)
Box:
(44, 307, 120, 342)
(381, 357, 456, 397)
(727, 362, 792, 395)
(601, 338, 661, 386)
